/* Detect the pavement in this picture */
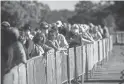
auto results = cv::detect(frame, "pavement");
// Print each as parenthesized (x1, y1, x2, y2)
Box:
(84, 45, 124, 84)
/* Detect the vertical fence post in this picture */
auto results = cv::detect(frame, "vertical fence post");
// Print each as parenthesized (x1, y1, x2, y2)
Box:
(74, 46, 78, 82)
(67, 48, 70, 84)
(85, 45, 89, 81)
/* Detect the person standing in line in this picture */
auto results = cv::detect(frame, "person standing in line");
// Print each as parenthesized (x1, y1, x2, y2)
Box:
(54, 25, 69, 49)
(6, 27, 27, 71)
(46, 29, 60, 51)
(21, 24, 34, 59)
(40, 21, 49, 38)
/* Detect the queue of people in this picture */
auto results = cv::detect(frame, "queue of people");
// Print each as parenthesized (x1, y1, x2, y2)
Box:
(1, 20, 110, 84)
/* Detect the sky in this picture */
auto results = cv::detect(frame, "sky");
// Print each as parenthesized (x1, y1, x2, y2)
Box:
(41, 1, 79, 11)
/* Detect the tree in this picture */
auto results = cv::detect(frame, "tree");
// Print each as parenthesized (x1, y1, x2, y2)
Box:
(68, 1, 114, 25)
(1, 1, 50, 29)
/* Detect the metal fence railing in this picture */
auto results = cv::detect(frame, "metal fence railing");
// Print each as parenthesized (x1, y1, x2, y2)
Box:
(113, 32, 124, 44)
(3, 35, 113, 84)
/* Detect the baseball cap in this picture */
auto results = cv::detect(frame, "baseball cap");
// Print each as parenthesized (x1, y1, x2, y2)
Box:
(1, 21, 10, 28)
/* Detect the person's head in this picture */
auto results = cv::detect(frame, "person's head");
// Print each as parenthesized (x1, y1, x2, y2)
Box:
(80, 24, 86, 33)
(19, 30, 26, 44)
(35, 28, 41, 33)
(56, 20, 63, 28)
(101, 24, 105, 28)
(1, 21, 11, 30)
(40, 21, 49, 34)
(89, 23, 95, 29)
(48, 29, 57, 40)
(51, 24, 59, 34)
(23, 24, 31, 37)
(9, 27, 20, 44)
(71, 24, 79, 34)
(92, 26, 98, 34)
(33, 32, 46, 45)
(32, 31, 37, 36)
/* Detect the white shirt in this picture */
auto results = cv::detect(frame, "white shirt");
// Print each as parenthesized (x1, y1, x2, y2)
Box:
(56, 33, 69, 48)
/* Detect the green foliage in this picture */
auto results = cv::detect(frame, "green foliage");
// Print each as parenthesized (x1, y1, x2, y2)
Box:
(1, 1, 50, 29)
(45, 10, 75, 24)
(68, 1, 113, 25)
(1, 1, 75, 29)
(106, 1, 124, 30)
(68, 1, 124, 31)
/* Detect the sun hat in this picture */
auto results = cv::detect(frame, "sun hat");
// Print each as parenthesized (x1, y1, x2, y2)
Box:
(1, 21, 10, 28)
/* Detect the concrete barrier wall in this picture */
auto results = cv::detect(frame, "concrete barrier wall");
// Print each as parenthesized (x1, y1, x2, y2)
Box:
(3, 36, 113, 84)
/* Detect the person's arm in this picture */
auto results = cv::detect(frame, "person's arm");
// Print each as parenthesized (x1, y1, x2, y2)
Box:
(42, 44, 53, 52)
(85, 32, 95, 42)
(82, 37, 93, 43)
(47, 40, 59, 51)
(6, 46, 13, 70)
(97, 32, 103, 40)
(39, 46, 45, 56)
(61, 35, 69, 48)
(17, 42, 27, 64)
(55, 40, 60, 50)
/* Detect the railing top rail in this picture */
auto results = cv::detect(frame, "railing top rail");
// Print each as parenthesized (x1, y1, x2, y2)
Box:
(27, 55, 43, 63)
(114, 31, 124, 33)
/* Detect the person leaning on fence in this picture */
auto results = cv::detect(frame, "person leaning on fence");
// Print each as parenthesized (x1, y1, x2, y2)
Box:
(46, 29, 60, 51)
(1, 21, 11, 84)
(88, 25, 102, 41)
(84, 24, 95, 42)
(6, 27, 27, 72)
(52, 25, 69, 49)
(62, 22, 69, 37)
(21, 24, 34, 59)
(33, 31, 52, 53)
(68, 24, 82, 48)
(40, 21, 49, 38)
(32, 32, 45, 57)
(56, 20, 66, 36)
(102, 25, 110, 38)
(98, 25, 104, 38)
(1, 21, 11, 62)
(80, 24, 94, 44)
(93, 26, 102, 41)
(65, 23, 72, 43)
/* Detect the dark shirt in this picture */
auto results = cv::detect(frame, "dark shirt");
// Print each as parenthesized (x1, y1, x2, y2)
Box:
(24, 38, 34, 59)
(68, 32, 82, 48)
(58, 27, 66, 37)
(1, 29, 12, 62)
